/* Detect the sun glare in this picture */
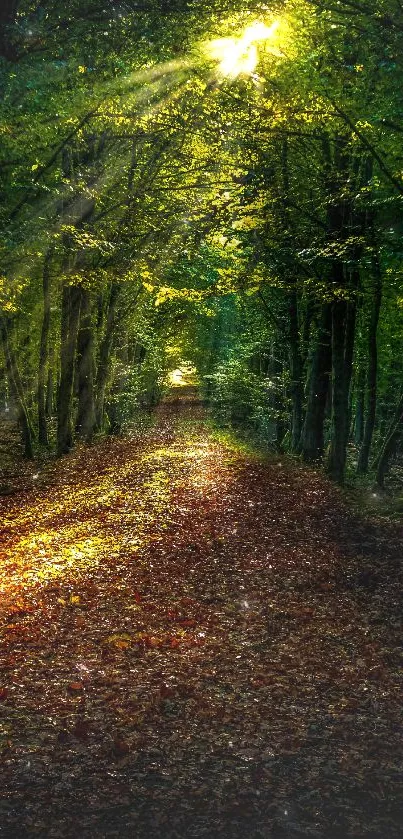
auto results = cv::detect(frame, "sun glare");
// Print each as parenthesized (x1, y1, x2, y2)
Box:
(167, 364, 198, 387)
(244, 20, 280, 42)
(208, 19, 280, 78)
(169, 368, 188, 386)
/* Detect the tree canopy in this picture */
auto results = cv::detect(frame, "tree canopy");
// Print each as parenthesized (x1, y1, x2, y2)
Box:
(1, 0, 403, 485)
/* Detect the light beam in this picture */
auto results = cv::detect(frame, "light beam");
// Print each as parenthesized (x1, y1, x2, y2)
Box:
(208, 19, 280, 78)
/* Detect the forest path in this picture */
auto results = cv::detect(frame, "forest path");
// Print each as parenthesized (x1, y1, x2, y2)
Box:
(0, 394, 402, 838)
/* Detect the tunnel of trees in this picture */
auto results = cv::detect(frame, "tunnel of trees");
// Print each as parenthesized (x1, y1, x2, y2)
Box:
(1, 0, 403, 487)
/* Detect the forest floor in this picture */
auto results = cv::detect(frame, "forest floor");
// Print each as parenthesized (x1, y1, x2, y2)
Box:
(1, 391, 403, 838)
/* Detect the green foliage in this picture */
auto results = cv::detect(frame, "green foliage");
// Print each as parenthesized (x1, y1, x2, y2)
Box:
(206, 351, 279, 440)
(1, 0, 403, 485)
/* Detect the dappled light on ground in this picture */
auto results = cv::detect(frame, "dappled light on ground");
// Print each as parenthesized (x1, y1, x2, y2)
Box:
(1, 399, 403, 837)
(0, 418, 227, 607)
(167, 364, 198, 388)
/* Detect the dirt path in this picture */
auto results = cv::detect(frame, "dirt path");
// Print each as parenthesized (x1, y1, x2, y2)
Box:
(1, 398, 402, 838)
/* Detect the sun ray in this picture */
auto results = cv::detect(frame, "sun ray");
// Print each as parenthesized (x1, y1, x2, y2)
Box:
(207, 18, 281, 78)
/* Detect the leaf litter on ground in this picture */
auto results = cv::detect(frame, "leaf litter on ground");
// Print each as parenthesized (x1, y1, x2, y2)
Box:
(0, 395, 403, 838)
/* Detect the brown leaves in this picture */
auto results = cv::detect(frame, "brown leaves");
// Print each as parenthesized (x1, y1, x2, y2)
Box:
(72, 719, 92, 740)
(112, 735, 131, 758)
(104, 632, 132, 649)
(67, 681, 84, 693)
(1, 404, 403, 837)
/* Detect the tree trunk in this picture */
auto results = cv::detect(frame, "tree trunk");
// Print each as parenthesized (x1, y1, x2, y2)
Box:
(357, 253, 382, 473)
(46, 346, 54, 417)
(354, 365, 365, 445)
(375, 392, 403, 488)
(301, 295, 314, 368)
(279, 137, 304, 452)
(75, 288, 96, 440)
(95, 283, 120, 430)
(266, 338, 286, 450)
(57, 284, 81, 455)
(345, 283, 358, 433)
(324, 136, 363, 483)
(0, 317, 34, 458)
(301, 303, 332, 462)
(38, 250, 52, 446)
(0, 0, 18, 59)
(327, 282, 358, 483)
(288, 289, 303, 452)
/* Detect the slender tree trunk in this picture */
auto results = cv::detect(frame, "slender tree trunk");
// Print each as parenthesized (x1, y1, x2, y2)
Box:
(301, 303, 332, 462)
(344, 280, 358, 434)
(375, 392, 403, 488)
(354, 365, 365, 445)
(324, 137, 364, 482)
(301, 295, 314, 368)
(357, 253, 382, 473)
(57, 284, 81, 454)
(280, 137, 304, 451)
(0, 317, 34, 458)
(327, 298, 347, 482)
(95, 283, 120, 430)
(288, 289, 303, 452)
(38, 250, 52, 446)
(75, 288, 96, 440)
(327, 274, 359, 483)
(269, 337, 287, 452)
(46, 346, 54, 417)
